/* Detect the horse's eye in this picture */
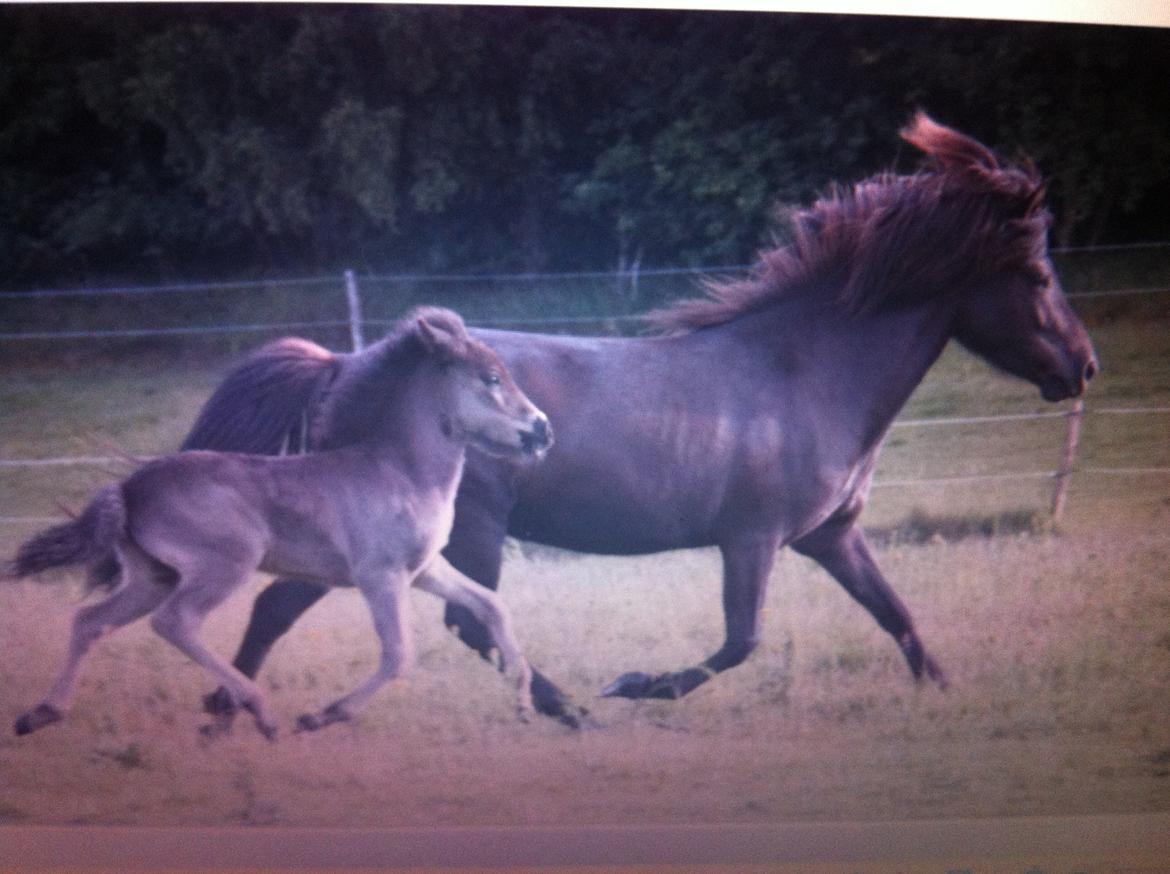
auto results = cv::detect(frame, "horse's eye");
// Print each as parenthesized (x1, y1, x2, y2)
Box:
(483, 372, 501, 387)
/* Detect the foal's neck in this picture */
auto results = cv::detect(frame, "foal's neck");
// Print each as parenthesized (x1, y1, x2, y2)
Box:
(363, 364, 465, 492)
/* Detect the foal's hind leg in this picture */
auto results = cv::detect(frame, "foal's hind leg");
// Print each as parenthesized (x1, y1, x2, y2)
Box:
(149, 559, 279, 740)
(15, 543, 170, 736)
(202, 578, 329, 724)
(416, 557, 532, 718)
(297, 571, 413, 732)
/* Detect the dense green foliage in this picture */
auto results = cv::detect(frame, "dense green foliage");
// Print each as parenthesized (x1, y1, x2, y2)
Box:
(2, 6, 1168, 286)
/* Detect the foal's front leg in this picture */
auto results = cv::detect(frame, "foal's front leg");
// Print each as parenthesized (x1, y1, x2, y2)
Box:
(296, 570, 414, 732)
(415, 556, 533, 719)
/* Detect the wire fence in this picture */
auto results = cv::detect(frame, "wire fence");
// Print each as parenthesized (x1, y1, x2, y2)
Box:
(2, 242, 1168, 525)
(2, 240, 1168, 345)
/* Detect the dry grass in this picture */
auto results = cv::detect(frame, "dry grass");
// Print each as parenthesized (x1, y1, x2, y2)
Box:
(1, 313, 1168, 828)
(2, 527, 1168, 827)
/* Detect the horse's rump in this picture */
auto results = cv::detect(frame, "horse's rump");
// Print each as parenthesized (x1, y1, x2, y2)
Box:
(182, 337, 339, 455)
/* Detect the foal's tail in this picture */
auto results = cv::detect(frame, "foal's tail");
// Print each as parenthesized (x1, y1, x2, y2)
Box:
(6, 485, 125, 585)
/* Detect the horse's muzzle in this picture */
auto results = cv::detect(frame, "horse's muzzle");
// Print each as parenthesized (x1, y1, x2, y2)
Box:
(1041, 354, 1098, 401)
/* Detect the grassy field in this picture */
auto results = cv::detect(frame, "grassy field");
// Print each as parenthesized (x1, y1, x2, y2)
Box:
(0, 305, 1168, 828)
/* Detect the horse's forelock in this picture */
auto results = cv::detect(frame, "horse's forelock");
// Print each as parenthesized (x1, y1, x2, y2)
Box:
(901, 111, 999, 175)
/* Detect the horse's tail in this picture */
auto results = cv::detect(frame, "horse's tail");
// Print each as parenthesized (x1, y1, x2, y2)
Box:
(6, 485, 126, 584)
(182, 336, 341, 455)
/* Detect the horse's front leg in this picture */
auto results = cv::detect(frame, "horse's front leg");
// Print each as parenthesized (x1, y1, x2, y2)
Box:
(603, 533, 780, 700)
(792, 520, 949, 689)
(296, 571, 414, 732)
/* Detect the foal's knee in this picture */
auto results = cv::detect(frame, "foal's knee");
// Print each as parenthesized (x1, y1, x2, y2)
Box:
(149, 604, 187, 643)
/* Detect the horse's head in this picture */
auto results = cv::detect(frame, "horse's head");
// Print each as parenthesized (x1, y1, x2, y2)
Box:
(953, 257, 1097, 401)
(902, 112, 1098, 401)
(413, 308, 553, 459)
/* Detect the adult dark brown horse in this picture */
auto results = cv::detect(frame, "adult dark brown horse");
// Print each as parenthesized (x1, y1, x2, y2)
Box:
(184, 113, 1096, 727)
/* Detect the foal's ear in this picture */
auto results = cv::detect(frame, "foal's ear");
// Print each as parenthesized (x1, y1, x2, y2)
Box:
(415, 311, 468, 363)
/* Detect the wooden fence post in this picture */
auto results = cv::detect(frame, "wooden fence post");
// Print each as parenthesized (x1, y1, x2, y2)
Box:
(344, 269, 364, 352)
(1051, 399, 1084, 521)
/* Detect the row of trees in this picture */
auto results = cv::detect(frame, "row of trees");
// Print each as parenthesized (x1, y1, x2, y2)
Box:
(2, 6, 1168, 286)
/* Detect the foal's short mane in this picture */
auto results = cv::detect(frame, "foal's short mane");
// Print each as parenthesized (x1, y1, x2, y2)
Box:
(314, 307, 468, 449)
(651, 112, 1049, 334)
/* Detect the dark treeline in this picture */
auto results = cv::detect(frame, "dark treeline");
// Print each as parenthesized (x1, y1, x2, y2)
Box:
(2, 5, 1168, 287)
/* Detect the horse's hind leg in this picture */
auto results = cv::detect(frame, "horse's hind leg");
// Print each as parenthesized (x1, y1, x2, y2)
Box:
(416, 557, 532, 718)
(14, 543, 170, 736)
(149, 559, 279, 740)
(297, 571, 413, 732)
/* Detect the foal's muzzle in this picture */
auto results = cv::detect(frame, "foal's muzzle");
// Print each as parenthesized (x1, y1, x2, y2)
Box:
(520, 415, 553, 456)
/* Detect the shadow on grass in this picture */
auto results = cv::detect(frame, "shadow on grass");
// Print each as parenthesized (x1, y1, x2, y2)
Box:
(865, 507, 1049, 548)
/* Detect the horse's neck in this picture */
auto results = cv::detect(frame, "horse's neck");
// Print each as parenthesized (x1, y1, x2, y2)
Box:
(744, 293, 955, 446)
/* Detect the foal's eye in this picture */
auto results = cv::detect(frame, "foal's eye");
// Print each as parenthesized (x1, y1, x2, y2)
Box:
(483, 372, 501, 387)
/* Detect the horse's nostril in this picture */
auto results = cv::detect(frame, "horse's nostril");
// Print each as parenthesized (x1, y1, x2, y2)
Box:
(1083, 359, 1098, 383)
(533, 416, 551, 445)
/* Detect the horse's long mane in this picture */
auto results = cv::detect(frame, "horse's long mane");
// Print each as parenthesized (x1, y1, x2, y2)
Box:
(651, 112, 1049, 334)
(314, 307, 465, 450)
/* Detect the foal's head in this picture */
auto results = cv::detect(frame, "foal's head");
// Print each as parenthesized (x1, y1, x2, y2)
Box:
(412, 308, 553, 459)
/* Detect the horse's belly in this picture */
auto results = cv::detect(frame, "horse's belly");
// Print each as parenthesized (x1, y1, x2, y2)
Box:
(507, 490, 716, 555)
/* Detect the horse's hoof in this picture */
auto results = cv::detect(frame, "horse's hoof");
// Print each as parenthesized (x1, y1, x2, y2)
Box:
(602, 668, 713, 700)
(646, 667, 712, 699)
(202, 686, 238, 717)
(601, 672, 656, 699)
(14, 703, 63, 736)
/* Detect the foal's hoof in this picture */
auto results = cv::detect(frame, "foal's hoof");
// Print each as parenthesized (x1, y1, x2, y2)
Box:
(531, 673, 590, 730)
(602, 667, 713, 700)
(295, 703, 349, 733)
(14, 703, 63, 736)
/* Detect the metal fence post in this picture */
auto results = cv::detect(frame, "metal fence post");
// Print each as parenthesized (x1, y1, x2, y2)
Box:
(1051, 399, 1084, 521)
(344, 269, 364, 352)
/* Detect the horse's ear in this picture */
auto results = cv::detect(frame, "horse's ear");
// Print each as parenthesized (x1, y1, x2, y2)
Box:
(414, 309, 468, 363)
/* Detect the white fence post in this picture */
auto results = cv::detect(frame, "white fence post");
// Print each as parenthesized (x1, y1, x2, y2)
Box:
(344, 269, 364, 352)
(1051, 399, 1084, 521)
